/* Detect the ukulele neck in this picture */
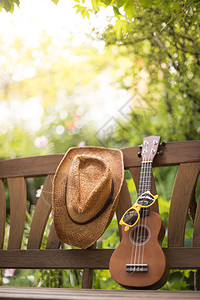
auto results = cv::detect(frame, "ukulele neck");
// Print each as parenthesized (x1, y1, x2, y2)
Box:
(138, 161, 152, 217)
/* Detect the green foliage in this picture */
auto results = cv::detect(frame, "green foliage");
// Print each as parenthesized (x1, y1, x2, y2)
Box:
(95, 2, 200, 143)
(0, 0, 60, 12)
(0, 0, 19, 13)
(51, 0, 59, 5)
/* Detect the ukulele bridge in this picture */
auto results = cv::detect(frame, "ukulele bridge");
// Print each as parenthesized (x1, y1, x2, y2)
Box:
(126, 264, 148, 273)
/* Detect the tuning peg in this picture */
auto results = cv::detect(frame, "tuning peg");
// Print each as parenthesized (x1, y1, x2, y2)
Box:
(138, 144, 143, 149)
(160, 141, 166, 147)
(138, 152, 142, 158)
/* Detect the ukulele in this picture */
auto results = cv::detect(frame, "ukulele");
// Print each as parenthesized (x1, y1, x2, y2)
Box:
(109, 136, 169, 289)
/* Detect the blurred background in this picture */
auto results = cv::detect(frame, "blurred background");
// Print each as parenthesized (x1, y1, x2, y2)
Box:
(0, 0, 199, 291)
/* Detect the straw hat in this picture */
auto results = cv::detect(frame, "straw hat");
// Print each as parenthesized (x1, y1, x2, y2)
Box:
(52, 146, 124, 249)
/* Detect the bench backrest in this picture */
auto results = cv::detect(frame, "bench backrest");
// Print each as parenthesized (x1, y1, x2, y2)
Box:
(0, 140, 200, 289)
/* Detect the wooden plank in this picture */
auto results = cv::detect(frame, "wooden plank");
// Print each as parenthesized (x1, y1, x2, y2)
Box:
(0, 154, 63, 179)
(7, 177, 27, 249)
(0, 287, 200, 300)
(0, 141, 199, 179)
(168, 163, 200, 247)
(82, 268, 94, 289)
(116, 178, 132, 240)
(122, 140, 200, 169)
(193, 194, 200, 247)
(46, 224, 61, 249)
(27, 175, 54, 249)
(82, 243, 96, 289)
(129, 167, 159, 213)
(0, 179, 6, 249)
(0, 248, 200, 269)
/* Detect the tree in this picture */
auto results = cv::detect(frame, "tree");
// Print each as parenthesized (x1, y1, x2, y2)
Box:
(73, 0, 200, 143)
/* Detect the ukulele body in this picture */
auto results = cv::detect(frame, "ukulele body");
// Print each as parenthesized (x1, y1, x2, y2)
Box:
(109, 211, 169, 289)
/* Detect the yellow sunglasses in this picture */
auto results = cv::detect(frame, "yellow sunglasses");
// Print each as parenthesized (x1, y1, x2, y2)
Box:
(119, 191, 158, 231)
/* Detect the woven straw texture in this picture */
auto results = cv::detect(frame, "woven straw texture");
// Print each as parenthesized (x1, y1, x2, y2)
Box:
(52, 146, 124, 249)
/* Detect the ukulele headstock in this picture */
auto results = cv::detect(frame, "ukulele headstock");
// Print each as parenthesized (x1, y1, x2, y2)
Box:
(139, 136, 161, 162)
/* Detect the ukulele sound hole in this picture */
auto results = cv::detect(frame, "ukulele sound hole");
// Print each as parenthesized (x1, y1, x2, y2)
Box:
(129, 225, 151, 246)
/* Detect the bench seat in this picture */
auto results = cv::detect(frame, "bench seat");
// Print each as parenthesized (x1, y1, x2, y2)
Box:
(0, 287, 200, 300)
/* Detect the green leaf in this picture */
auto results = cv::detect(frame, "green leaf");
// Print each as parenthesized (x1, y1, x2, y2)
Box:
(105, 0, 112, 5)
(154, 0, 162, 9)
(0, 0, 5, 10)
(91, 0, 99, 11)
(4, 0, 12, 12)
(113, 5, 121, 16)
(11, 0, 20, 6)
(114, 19, 128, 37)
(117, 0, 126, 7)
(138, 0, 154, 8)
(170, 2, 180, 11)
(124, 0, 136, 20)
(51, 0, 59, 5)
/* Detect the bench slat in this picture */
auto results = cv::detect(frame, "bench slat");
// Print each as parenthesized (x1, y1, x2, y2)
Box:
(122, 140, 200, 169)
(0, 141, 199, 179)
(0, 154, 63, 179)
(0, 248, 199, 269)
(7, 177, 26, 249)
(27, 175, 54, 249)
(0, 287, 200, 300)
(0, 180, 6, 249)
(116, 178, 132, 240)
(168, 163, 200, 247)
(46, 225, 61, 249)
(82, 243, 96, 289)
(193, 193, 200, 247)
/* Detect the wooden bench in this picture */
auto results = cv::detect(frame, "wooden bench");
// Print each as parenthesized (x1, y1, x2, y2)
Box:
(0, 140, 200, 299)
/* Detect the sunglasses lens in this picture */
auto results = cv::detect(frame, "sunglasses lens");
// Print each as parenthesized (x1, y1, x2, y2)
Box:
(137, 193, 155, 206)
(123, 208, 138, 226)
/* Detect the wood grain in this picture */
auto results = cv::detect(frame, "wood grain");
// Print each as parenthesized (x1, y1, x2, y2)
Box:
(109, 212, 169, 289)
(0, 286, 200, 300)
(82, 243, 96, 289)
(0, 154, 63, 179)
(27, 175, 54, 249)
(0, 248, 199, 269)
(82, 268, 94, 289)
(0, 179, 6, 249)
(116, 178, 132, 240)
(122, 140, 200, 169)
(168, 163, 200, 247)
(0, 141, 199, 179)
(7, 177, 27, 249)
(46, 224, 61, 249)
(193, 194, 200, 247)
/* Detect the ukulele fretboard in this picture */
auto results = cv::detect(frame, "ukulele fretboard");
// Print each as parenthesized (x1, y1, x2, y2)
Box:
(138, 161, 152, 217)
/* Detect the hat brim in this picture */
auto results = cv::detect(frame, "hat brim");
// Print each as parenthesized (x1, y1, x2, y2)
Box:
(52, 146, 124, 249)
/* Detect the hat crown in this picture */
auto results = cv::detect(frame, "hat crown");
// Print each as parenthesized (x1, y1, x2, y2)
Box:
(52, 146, 124, 249)
(67, 154, 112, 223)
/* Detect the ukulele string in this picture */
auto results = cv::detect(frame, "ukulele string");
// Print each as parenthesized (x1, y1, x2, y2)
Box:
(141, 152, 152, 268)
(132, 147, 147, 269)
(137, 156, 148, 269)
(131, 163, 143, 267)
